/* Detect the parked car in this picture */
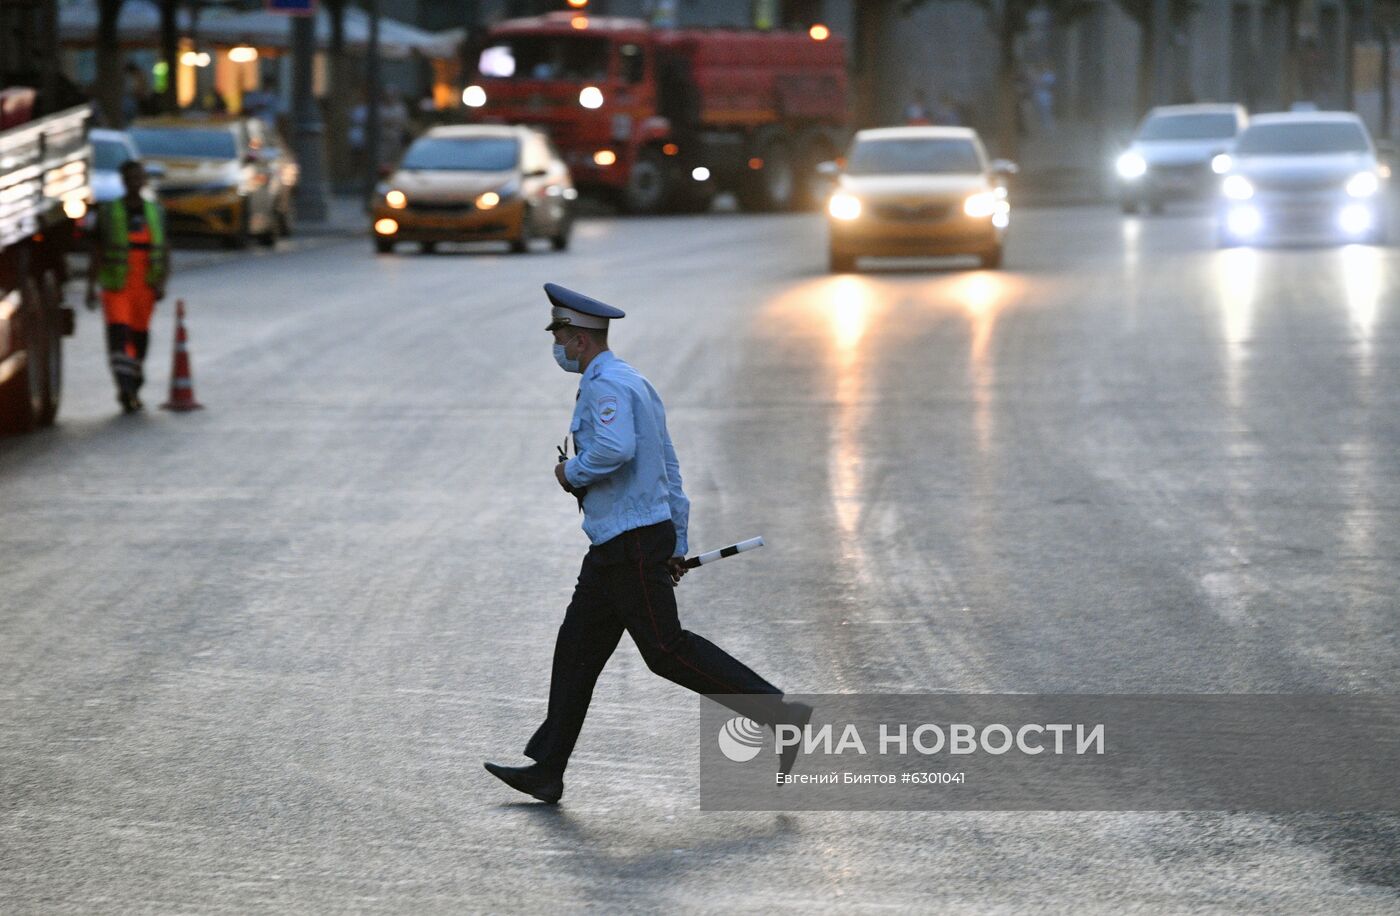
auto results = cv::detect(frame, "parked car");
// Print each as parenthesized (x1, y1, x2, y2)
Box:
(128, 115, 290, 248)
(1115, 104, 1248, 213)
(823, 126, 1014, 272)
(1215, 111, 1388, 247)
(372, 124, 577, 254)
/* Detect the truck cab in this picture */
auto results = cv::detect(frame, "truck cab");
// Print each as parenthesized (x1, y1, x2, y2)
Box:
(463, 12, 849, 214)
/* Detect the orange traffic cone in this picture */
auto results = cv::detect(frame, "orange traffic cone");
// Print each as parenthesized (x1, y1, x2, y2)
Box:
(161, 299, 204, 412)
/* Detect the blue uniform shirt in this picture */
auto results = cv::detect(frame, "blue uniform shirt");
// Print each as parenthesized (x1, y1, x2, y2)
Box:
(563, 350, 690, 556)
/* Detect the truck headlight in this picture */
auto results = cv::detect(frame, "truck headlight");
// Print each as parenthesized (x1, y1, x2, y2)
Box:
(1346, 171, 1380, 198)
(1116, 152, 1147, 180)
(963, 190, 998, 218)
(579, 86, 604, 109)
(1222, 175, 1254, 200)
(828, 192, 861, 221)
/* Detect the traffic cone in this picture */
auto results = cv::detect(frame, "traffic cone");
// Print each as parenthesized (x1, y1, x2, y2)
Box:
(161, 299, 204, 412)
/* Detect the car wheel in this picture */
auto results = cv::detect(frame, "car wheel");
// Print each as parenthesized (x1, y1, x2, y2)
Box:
(550, 228, 571, 251)
(978, 245, 1004, 270)
(276, 206, 293, 238)
(828, 249, 856, 273)
(1121, 199, 1140, 215)
(419, 241, 437, 254)
(375, 238, 394, 254)
(1148, 199, 1165, 215)
(510, 220, 531, 254)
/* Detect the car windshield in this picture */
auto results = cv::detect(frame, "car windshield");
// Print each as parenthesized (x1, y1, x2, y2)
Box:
(400, 137, 520, 171)
(130, 127, 237, 160)
(1234, 121, 1371, 156)
(847, 138, 983, 175)
(478, 36, 609, 81)
(93, 138, 132, 171)
(1137, 113, 1239, 141)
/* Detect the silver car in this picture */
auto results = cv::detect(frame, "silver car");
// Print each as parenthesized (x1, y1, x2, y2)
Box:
(1116, 104, 1248, 213)
(1215, 111, 1388, 247)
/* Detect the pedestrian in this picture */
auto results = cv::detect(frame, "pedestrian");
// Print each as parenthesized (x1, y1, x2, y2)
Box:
(483, 284, 812, 804)
(86, 160, 168, 414)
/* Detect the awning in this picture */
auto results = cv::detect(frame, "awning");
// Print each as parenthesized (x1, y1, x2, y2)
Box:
(58, 0, 456, 60)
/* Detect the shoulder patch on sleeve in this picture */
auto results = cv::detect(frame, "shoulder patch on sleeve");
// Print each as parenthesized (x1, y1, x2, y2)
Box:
(597, 395, 619, 424)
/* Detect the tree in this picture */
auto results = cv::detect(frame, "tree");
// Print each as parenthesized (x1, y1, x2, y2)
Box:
(1114, 0, 1199, 114)
(900, 0, 1094, 157)
(95, 0, 125, 126)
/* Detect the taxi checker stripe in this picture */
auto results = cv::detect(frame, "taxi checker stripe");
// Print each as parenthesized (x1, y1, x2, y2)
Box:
(684, 536, 765, 569)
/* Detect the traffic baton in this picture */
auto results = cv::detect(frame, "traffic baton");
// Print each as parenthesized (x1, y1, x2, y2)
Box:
(684, 536, 765, 569)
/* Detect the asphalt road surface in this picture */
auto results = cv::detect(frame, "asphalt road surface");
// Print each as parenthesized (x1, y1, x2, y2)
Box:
(3, 204, 1398, 913)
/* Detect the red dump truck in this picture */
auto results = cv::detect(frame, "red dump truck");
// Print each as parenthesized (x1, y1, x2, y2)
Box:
(462, 12, 849, 213)
(0, 99, 88, 434)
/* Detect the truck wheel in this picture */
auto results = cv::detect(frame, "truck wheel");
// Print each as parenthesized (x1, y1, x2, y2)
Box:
(978, 245, 1004, 270)
(828, 249, 856, 273)
(622, 149, 672, 214)
(36, 270, 64, 426)
(0, 275, 49, 434)
(737, 135, 795, 212)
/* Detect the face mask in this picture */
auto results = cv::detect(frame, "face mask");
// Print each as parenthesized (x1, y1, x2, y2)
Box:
(553, 341, 581, 374)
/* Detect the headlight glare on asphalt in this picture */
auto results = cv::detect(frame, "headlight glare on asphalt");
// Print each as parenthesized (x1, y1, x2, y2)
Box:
(1116, 152, 1147, 180)
(1211, 154, 1232, 175)
(828, 192, 861, 221)
(385, 189, 407, 209)
(374, 218, 398, 235)
(964, 190, 998, 218)
(579, 86, 604, 109)
(1346, 171, 1380, 198)
(1226, 205, 1261, 238)
(477, 191, 501, 210)
(1222, 175, 1254, 201)
(1338, 203, 1373, 235)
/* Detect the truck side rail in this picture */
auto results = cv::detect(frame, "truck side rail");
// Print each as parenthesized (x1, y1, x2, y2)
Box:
(0, 104, 91, 249)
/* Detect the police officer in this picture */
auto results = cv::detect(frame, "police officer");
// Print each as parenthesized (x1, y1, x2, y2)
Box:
(483, 284, 812, 804)
(86, 160, 168, 413)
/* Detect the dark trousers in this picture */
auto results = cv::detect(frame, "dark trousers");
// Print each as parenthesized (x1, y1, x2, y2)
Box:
(105, 323, 149, 398)
(524, 520, 784, 775)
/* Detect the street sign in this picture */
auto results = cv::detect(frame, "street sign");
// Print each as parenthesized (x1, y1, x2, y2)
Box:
(266, 0, 316, 15)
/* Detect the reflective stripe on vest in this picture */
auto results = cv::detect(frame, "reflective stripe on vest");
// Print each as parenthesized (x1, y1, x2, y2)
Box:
(99, 199, 168, 291)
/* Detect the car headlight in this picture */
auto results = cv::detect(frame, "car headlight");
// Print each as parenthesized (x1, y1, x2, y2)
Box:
(1116, 152, 1147, 180)
(1346, 171, 1380, 198)
(579, 86, 604, 109)
(476, 191, 501, 210)
(462, 84, 487, 108)
(1222, 175, 1254, 200)
(963, 190, 998, 218)
(828, 192, 861, 221)
(385, 189, 407, 209)
(1211, 154, 1232, 175)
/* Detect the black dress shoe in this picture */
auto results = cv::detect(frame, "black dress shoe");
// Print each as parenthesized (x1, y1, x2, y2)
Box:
(778, 701, 814, 779)
(484, 761, 563, 804)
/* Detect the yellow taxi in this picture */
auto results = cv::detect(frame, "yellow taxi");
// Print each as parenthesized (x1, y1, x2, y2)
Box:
(372, 125, 576, 254)
(129, 116, 292, 248)
(823, 127, 1015, 271)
